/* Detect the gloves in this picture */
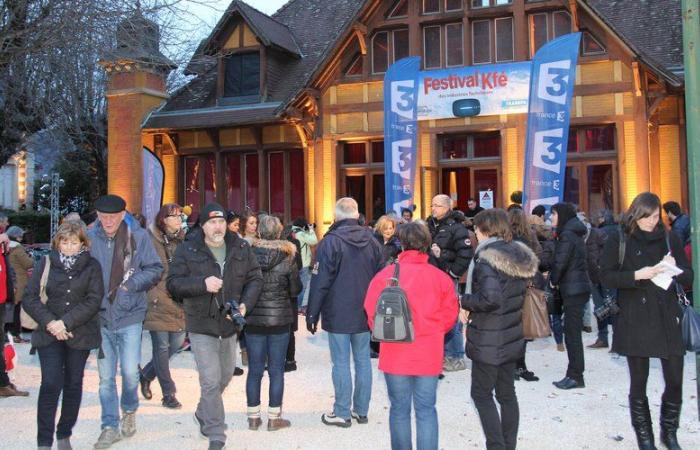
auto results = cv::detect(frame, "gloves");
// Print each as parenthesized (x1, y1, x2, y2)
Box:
(306, 318, 318, 335)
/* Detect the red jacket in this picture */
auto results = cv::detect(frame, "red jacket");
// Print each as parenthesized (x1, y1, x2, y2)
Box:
(364, 251, 458, 376)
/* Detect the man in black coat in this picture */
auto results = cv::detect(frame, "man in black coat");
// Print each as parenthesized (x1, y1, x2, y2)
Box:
(306, 197, 384, 427)
(427, 194, 474, 372)
(167, 203, 262, 450)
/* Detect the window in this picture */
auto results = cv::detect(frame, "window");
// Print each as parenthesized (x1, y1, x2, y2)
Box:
(446, 0, 462, 11)
(265, 150, 306, 220)
(529, 11, 572, 57)
(387, 0, 408, 18)
(344, 142, 367, 164)
(564, 163, 617, 214)
(495, 17, 514, 62)
(582, 31, 606, 55)
(472, 0, 512, 7)
(567, 125, 616, 153)
(441, 132, 501, 160)
(345, 54, 363, 76)
(183, 155, 216, 218)
(423, 0, 440, 14)
(472, 20, 491, 64)
(446, 23, 464, 67)
(372, 29, 409, 74)
(340, 141, 385, 221)
(224, 52, 260, 97)
(424, 26, 442, 69)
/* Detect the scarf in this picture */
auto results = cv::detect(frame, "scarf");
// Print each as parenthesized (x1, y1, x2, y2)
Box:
(108, 222, 134, 303)
(465, 236, 502, 295)
(59, 249, 85, 271)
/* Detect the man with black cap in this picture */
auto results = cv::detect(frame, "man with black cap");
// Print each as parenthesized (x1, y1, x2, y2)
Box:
(167, 202, 262, 450)
(89, 194, 163, 449)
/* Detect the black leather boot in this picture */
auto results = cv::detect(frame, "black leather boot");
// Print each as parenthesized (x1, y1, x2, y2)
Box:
(660, 401, 682, 450)
(630, 396, 657, 450)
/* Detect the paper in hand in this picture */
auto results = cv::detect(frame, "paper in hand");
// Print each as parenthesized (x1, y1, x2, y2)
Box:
(651, 260, 683, 290)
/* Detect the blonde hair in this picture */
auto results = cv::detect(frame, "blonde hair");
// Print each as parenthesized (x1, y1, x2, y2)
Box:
(52, 221, 90, 250)
(374, 215, 398, 235)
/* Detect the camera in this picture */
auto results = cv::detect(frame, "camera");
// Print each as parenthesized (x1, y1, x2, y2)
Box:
(224, 299, 247, 329)
(594, 295, 620, 321)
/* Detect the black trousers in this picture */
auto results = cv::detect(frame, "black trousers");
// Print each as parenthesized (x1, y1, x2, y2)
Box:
(37, 341, 90, 447)
(627, 355, 684, 404)
(471, 361, 519, 450)
(0, 311, 9, 387)
(563, 296, 587, 382)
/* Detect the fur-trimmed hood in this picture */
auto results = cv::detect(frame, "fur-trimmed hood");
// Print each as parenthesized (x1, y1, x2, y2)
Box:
(252, 239, 297, 270)
(477, 240, 538, 279)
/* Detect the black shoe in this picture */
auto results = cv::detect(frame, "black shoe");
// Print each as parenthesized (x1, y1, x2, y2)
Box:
(516, 368, 539, 382)
(553, 377, 585, 390)
(630, 396, 657, 450)
(29, 346, 37, 355)
(660, 401, 682, 450)
(162, 395, 182, 409)
(438, 373, 445, 380)
(351, 411, 368, 424)
(284, 361, 297, 372)
(208, 441, 225, 450)
(587, 339, 609, 349)
(139, 373, 152, 400)
(369, 351, 379, 359)
(582, 326, 593, 333)
(233, 367, 244, 376)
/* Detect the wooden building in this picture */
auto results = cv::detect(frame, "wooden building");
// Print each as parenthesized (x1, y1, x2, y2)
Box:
(101, 0, 688, 233)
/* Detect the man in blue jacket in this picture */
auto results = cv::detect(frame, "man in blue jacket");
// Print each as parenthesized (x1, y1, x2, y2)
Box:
(88, 195, 163, 449)
(663, 201, 691, 244)
(306, 197, 384, 428)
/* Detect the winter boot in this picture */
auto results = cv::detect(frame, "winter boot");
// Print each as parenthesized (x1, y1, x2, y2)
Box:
(247, 405, 262, 430)
(630, 396, 657, 450)
(660, 401, 682, 450)
(267, 406, 291, 431)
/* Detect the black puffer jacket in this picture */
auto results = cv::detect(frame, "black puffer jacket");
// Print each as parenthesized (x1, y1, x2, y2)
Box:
(427, 210, 474, 278)
(550, 218, 591, 301)
(248, 239, 302, 330)
(461, 240, 538, 366)
(166, 229, 263, 338)
(374, 233, 402, 266)
(23, 251, 104, 350)
(600, 226, 692, 358)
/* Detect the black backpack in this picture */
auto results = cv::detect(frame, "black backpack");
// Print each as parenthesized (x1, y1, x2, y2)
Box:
(371, 263, 415, 343)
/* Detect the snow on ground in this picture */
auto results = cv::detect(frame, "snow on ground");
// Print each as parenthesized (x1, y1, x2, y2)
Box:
(2, 327, 699, 449)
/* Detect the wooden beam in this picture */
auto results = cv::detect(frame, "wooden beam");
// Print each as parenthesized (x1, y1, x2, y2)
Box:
(164, 133, 179, 155)
(569, 0, 579, 31)
(632, 61, 643, 97)
(353, 28, 367, 56)
(647, 95, 667, 117)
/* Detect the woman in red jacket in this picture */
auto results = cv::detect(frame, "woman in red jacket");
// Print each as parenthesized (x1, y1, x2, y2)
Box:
(364, 221, 458, 450)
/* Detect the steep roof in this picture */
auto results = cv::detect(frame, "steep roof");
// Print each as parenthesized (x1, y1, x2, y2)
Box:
(583, 0, 683, 84)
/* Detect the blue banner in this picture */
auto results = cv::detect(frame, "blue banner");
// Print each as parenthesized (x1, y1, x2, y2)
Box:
(522, 33, 582, 215)
(384, 57, 421, 216)
(142, 147, 164, 227)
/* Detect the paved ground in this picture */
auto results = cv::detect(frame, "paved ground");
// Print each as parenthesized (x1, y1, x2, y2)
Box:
(2, 327, 700, 450)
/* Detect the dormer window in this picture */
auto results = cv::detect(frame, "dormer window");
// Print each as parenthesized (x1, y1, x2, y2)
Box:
(224, 52, 260, 99)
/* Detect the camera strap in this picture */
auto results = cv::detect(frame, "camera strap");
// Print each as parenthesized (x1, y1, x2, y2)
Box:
(617, 227, 626, 268)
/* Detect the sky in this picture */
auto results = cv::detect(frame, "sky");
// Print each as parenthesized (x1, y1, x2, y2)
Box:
(185, 0, 290, 27)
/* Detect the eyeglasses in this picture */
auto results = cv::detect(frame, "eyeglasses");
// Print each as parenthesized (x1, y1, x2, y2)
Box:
(166, 214, 183, 219)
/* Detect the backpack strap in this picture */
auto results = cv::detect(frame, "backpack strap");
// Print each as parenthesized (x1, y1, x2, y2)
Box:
(617, 227, 626, 269)
(389, 262, 400, 287)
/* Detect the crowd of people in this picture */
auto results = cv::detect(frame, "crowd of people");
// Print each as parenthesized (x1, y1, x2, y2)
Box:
(0, 188, 694, 450)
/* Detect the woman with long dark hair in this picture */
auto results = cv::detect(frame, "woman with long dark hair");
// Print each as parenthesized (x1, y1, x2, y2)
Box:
(549, 202, 591, 390)
(139, 203, 187, 409)
(600, 192, 692, 450)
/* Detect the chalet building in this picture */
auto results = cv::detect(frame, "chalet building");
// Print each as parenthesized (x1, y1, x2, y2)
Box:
(100, 0, 688, 233)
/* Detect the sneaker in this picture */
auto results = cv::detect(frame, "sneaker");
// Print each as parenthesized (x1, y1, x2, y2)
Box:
(162, 394, 182, 409)
(120, 412, 136, 438)
(321, 412, 351, 428)
(208, 441, 226, 450)
(444, 357, 466, 372)
(93, 427, 121, 449)
(178, 338, 191, 353)
(351, 411, 368, 424)
(193, 413, 207, 440)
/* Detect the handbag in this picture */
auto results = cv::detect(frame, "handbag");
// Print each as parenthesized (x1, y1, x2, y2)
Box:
(522, 284, 551, 339)
(20, 255, 51, 331)
(675, 281, 700, 352)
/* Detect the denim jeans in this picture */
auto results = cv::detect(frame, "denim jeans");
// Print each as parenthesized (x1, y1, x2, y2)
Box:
(98, 323, 142, 429)
(189, 332, 238, 444)
(471, 361, 519, 450)
(246, 332, 290, 408)
(384, 374, 439, 450)
(550, 314, 563, 345)
(37, 341, 90, 447)
(444, 281, 464, 359)
(141, 331, 185, 396)
(298, 267, 311, 308)
(327, 331, 372, 419)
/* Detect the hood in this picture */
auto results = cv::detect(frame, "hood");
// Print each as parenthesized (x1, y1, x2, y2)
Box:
(8, 240, 22, 249)
(561, 217, 588, 237)
(478, 240, 538, 279)
(252, 239, 296, 270)
(149, 223, 185, 244)
(328, 219, 375, 249)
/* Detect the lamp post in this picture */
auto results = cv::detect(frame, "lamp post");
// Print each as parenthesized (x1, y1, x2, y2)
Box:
(40, 172, 64, 239)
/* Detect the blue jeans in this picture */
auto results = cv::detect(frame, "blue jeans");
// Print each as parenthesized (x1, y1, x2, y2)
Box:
(141, 331, 185, 396)
(245, 332, 290, 408)
(327, 332, 372, 419)
(298, 267, 311, 308)
(550, 314, 563, 345)
(444, 281, 464, 359)
(384, 374, 439, 450)
(98, 323, 142, 429)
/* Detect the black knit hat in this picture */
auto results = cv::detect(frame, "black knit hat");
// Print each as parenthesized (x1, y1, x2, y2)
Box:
(94, 195, 126, 213)
(199, 202, 227, 225)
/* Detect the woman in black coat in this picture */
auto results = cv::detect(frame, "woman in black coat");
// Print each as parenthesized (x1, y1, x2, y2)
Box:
(600, 192, 692, 450)
(23, 222, 104, 450)
(461, 209, 538, 450)
(246, 215, 302, 431)
(374, 215, 402, 266)
(549, 202, 591, 390)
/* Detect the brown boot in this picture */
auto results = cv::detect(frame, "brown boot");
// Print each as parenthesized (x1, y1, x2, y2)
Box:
(267, 406, 290, 431)
(587, 339, 609, 349)
(248, 417, 262, 430)
(0, 383, 29, 397)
